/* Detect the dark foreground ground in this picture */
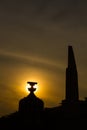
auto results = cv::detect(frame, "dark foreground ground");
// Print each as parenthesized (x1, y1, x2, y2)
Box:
(0, 104, 87, 130)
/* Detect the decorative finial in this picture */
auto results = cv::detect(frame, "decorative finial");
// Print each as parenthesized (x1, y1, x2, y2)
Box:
(27, 81, 37, 93)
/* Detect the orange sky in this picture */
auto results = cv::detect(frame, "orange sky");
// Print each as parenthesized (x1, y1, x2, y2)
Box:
(0, 0, 87, 117)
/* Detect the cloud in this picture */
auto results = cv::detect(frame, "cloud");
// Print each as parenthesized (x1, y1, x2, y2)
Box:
(0, 0, 87, 23)
(0, 49, 65, 71)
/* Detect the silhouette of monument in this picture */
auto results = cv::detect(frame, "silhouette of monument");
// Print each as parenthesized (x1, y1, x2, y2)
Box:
(19, 82, 44, 117)
(62, 46, 79, 105)
(0, 45, 87, 130)
(66, 46, 79, 102)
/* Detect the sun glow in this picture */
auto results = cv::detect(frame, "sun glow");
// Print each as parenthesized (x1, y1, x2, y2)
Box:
(26, 83, 38, 93)
(18, 70, 47, 98)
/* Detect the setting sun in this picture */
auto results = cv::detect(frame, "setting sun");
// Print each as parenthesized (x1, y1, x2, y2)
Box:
(25, 82, 38, 93)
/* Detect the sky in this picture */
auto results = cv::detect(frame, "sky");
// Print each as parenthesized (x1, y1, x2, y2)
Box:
(0, 0, 87, 117)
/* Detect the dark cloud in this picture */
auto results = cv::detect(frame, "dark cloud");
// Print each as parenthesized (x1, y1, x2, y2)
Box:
(0, 0, 87, 22)
(0, 0, 87, 36)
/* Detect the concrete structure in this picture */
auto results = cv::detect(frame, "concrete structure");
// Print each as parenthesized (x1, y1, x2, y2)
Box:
(65, 46, 79, 103)
(19, 82, 44, 117)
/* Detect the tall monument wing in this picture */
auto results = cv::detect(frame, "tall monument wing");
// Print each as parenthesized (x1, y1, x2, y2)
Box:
(66, 46, 79, 102)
